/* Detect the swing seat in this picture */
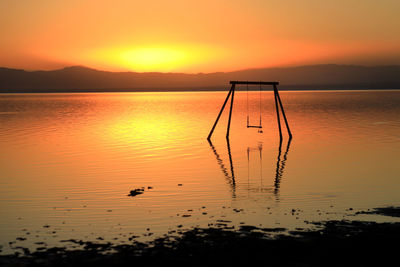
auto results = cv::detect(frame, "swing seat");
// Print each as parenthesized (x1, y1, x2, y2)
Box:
(247, 117, 262, 129)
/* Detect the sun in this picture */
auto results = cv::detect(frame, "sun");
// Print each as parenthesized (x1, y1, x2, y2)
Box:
(84, 44, 220, 73)
(119, 47, 187, 72)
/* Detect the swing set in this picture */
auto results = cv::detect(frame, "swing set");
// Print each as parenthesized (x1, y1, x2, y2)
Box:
(207, 81, 292, 141)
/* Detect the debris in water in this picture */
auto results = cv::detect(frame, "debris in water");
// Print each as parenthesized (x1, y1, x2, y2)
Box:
(128, 188, 144, 197)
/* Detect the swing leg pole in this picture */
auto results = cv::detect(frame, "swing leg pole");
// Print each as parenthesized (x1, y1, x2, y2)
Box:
(273, 87, 283, 140)
(273, 84, 292, 139)
(226, 84, 236, 139)
(207, 84, 234, 140)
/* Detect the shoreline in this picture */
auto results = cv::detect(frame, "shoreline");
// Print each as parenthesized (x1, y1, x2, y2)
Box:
(1, 207, 399, 266)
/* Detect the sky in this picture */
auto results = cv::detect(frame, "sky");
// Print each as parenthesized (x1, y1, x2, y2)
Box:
(0, 0, 399, 73)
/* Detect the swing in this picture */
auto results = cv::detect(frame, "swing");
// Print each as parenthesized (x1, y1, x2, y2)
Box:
(207, 80, 292, 141)
(246, 83, 263, 133)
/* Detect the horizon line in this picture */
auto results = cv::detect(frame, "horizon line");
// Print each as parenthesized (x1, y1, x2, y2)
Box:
(2, 63, 400, 75)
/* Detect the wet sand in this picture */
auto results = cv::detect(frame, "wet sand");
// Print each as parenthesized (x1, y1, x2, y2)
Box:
(1, 207, 399, 267)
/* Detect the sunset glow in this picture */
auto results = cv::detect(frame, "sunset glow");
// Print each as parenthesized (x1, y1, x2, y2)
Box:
(1, 0, 399, 72)
(120, 48, 186, 72)
(83, 45, 220, 72)
(1, 0, 400, 262)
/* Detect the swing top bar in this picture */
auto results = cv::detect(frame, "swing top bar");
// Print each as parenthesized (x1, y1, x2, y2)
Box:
(230, 81, 279, 85)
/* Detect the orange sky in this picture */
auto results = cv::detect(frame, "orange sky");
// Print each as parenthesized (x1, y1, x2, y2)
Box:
(0, 0, 399, 73)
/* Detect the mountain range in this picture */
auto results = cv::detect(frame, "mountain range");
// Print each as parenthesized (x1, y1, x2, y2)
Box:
(1, 64, 400, 92)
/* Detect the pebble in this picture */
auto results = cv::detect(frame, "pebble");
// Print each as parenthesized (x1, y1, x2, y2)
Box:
(128, 188, 144, 197)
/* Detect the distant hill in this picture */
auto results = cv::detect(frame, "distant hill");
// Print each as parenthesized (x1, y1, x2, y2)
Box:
(1, 64, 400, 92)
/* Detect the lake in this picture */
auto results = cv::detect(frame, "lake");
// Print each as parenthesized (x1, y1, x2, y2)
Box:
(0, 90, 399, 254)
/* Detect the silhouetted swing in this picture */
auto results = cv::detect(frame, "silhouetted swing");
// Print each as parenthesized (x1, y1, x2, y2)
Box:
(246, 83, 263, 133)
(207, 81, 292, 141)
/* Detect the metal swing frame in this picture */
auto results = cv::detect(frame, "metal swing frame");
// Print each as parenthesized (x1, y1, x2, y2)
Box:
(207, 81, 292, 141)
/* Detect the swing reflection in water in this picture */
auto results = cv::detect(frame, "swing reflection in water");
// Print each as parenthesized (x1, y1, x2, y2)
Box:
(207, 138, 236, 198)
(207, 138, 292, 199)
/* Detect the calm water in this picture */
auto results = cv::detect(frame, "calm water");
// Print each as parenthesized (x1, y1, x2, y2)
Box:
(1, 90, 399, 254)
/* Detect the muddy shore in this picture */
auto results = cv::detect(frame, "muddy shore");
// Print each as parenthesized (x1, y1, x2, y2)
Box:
(1, 207, 399, 267)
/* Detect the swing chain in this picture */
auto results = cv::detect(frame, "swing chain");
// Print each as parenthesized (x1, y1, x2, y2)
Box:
(246, 82, 263, 133)
(259, 83, 262, 126)
(246, 82, 249, 127)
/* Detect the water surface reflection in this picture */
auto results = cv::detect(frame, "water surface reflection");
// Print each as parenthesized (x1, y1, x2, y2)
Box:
(1, 90, 399, 255)
(208, 137, 292, 201)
